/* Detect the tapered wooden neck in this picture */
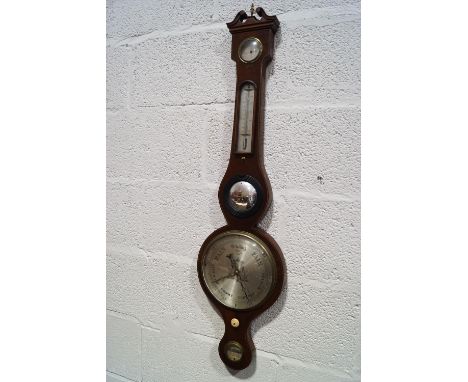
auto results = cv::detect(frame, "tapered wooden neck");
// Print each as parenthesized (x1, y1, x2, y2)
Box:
(217, 8, 279, 228)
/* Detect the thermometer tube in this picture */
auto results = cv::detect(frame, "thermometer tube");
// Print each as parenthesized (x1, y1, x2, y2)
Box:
(236, 83, 255, 153)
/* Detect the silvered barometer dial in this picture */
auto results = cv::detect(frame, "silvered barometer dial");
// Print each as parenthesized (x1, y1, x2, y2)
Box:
(197, 6, 283, 371)
(238, 37, 263, 63)
(200, 231, 276, 310)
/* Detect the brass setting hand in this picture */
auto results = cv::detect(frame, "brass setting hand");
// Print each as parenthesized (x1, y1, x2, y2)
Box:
(239, 278, 251, 302)
(239, 266, 248, 282)
(227, 254, 251, 301)
(227, 253, 238, 272)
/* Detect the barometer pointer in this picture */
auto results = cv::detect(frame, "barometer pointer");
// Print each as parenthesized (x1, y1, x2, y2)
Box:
(239, 280, 251, 303)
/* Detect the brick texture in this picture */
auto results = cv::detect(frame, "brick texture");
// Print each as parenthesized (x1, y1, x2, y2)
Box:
(107, 1, 360, 381)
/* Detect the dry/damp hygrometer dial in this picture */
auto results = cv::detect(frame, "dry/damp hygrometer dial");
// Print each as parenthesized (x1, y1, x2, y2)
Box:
(197, 5, 284, 371)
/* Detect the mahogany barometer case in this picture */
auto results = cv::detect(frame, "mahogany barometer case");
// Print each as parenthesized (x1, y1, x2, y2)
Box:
(197, 7, 285, 370)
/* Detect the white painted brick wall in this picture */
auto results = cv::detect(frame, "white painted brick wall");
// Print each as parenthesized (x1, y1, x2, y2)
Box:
(107, 1, 360, 381)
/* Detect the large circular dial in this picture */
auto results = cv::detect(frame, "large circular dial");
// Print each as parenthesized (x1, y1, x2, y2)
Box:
(238, 37, 263, 63)
(200, 230, 276, 310)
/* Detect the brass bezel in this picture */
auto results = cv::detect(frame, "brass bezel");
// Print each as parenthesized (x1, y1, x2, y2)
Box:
(200, 230, 277, 311)
(238, 37, 263, 63)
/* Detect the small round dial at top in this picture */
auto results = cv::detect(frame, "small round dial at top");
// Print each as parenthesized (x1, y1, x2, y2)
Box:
(200, 230, 276, 310)
(238, 37, 263, 63)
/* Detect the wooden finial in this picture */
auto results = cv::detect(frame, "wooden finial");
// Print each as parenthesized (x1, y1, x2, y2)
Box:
(250, 3, 255, 16)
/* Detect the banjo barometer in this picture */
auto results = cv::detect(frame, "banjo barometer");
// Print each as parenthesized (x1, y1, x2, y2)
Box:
(197, 5, 284, 370)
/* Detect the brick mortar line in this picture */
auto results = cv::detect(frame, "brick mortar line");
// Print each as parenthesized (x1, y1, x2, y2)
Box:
(106, 178, 359, 202)
(107, 317, 357, 380)
(106, 177, 218, 189)
(280, 189, 360, 203)
(107, 5, 360, 48)
(108, 296, 359, 376)
(139, 324, 142, 382)
(107, 308, 163, 334)
(273, 354, 356, 379)
(106, 243, 360, 292)
(170, 329, 355, 379)
(200, 102, 209, 183)
(106, 370, 139, 382)
(126, 99, 361, 110)
(107, 308, 143, 325)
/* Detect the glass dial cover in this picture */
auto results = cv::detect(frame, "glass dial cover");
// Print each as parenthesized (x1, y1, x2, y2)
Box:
(201, 231, 276, 310)
(228, 181, 257, 213)
(238, 37, 263, 63)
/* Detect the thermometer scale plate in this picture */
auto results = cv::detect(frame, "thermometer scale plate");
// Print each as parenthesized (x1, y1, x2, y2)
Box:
(236, 82, 255, 154)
